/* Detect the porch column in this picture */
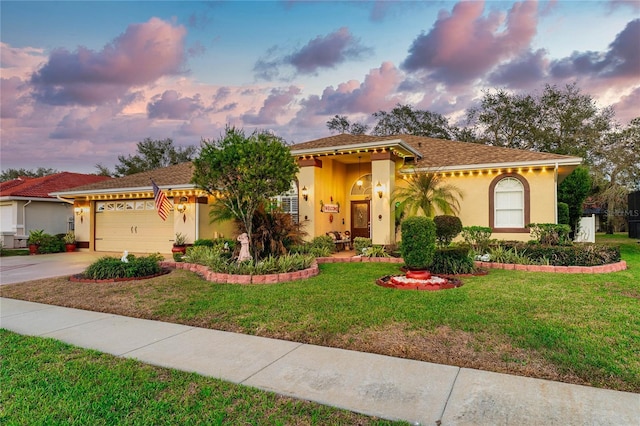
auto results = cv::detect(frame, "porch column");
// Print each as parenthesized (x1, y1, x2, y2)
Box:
(371, 151, 397, 245)
(297, 157, 322, 242)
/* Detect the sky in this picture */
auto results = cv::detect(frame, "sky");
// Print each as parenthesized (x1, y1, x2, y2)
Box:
(1, 0, 639, 174)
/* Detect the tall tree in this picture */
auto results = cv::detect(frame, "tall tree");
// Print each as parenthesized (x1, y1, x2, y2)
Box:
(466, 89, 537, 149)
(192, 127, 298, 261)
(0, 167, 58, 181)
(113, 138, 197, 176)
(590, 117, 640, 232)
(467, 83, 614, 161)
(392, 172, 463, 219)
(558, 166, 592, 236)
(326, 115, 369, 135)
(372, 104, 454, 139)
(532, 83, 614, 160)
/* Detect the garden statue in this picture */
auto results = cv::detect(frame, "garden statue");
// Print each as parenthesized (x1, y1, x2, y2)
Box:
(237, 233, 251, 262)
(121, 250, 129, 263)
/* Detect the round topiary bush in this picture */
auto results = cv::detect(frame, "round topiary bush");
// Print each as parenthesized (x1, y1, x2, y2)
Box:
(401, 216, 436, 270)
(434, 215, 463, 247)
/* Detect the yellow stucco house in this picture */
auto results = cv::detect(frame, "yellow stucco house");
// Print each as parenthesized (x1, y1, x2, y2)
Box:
(53, 134, 581, 254)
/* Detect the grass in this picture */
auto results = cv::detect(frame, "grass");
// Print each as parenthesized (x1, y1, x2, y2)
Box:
(0, 330, 404, 425)
(0, 249, 29, 257)
(2, 233, 639, 393)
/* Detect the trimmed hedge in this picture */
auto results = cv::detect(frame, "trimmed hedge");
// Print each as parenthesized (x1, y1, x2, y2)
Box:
(434, 215, 462, 247)
(401, 216, 436, 270)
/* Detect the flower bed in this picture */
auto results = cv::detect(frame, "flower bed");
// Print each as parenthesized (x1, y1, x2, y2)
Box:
(70, 269, 170, 283)
(161, 261, 320, 284)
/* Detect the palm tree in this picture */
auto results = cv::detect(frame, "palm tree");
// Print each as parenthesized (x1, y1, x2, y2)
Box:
(393, 172, 463, 219)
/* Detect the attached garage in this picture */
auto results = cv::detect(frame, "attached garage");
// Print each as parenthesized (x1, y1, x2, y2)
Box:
(94, 199, 174, 253)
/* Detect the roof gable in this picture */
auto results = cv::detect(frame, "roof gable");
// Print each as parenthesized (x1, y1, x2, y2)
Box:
(54, 162, 194, 194)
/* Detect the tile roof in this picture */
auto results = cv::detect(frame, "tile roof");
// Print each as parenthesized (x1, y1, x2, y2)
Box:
(290, 134, 581, 168)
(55, 162, 194, 193)
(0, 172, 112, 199)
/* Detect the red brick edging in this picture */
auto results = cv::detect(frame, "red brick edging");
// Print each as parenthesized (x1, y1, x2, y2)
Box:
(474, 260, 627, 273)
(159, 255, 625, 284)
(160, 261, 320, 284)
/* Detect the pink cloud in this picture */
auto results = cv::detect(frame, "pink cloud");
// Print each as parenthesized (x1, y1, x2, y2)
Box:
(241, 86, 301, 125)
(402, 0, 538, 84)
(0, 76, 31, 118)
(612, 87, 640, 124)
(147, 90, 204, 120)
(254, 27, 372, 80)
(30, 18, 187, 106)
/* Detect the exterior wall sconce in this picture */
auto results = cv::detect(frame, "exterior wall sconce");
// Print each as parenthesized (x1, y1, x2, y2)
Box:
(301, 186, 308, 201)
(376, 181, 384, 199)
(356, 156, 363, 187)
(74, 206, 85, 223)
(176, 197, 188, 222)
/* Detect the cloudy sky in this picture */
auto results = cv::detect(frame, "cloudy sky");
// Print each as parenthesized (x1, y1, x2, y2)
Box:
(1, 0, 638, 174)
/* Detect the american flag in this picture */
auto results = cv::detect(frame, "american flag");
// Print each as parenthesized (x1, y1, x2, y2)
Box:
(151, 179, 172, 221)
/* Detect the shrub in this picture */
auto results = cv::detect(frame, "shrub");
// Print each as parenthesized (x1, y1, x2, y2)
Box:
(83, 254, 163, 280)
(485, 241, 620, 266)
(184, 246, 314, 274)
(37, 233, 65, 254)
(252, 204, 305, 259)
(311, 235, 336, 252)
(353, 237, 372, 255)
(193, 239, 214, 247)
(461, 226, 492, 253)
(430, 245, 475, 275)
(527, 223, 572, 246)
(401, 216, 436, 270)
(362, 245, 389, 258)
(434, 215, 462, 247)
(557, 202, 570, 225)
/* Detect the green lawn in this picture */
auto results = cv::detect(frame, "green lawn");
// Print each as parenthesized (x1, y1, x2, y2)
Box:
(2, 233, 639, 395)
(0, 330, 404, 425)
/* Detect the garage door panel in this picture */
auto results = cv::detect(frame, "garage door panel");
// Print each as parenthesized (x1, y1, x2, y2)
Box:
(95, 200, 174, 253)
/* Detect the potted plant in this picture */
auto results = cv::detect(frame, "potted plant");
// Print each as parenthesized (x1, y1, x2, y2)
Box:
(172, 232, 187, 254)
(27, 229, 45, 255)
(63, 231, 77, 252)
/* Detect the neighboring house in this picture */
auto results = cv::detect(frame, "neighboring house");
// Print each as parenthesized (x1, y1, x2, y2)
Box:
(0, 172, 111, 248)
(53, 134, 582, 254)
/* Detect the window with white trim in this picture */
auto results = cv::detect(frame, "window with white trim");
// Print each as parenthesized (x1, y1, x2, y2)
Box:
(494, 178, 524, 228)
(270, 181, 299, 223)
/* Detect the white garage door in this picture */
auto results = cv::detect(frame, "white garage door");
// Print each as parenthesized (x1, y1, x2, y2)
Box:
(95, 200, 174, 253)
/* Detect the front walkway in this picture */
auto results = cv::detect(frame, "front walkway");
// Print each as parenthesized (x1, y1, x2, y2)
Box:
(2, 297, 638, 425)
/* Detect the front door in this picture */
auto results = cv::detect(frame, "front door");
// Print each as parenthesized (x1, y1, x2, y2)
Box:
(351, 201, 370, 239)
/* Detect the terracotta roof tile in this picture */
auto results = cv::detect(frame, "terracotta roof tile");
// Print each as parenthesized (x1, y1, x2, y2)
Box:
(0, 173, 112, 199)
(290, 134, 580, 168)
(58, 162, 194, 193)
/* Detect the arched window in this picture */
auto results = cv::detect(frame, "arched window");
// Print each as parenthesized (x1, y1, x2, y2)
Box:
(489, 174, 530, 232)
(350, 173, 372, 196)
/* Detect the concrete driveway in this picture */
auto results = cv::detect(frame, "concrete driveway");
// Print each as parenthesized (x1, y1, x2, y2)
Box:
(1, 251, 117, 285)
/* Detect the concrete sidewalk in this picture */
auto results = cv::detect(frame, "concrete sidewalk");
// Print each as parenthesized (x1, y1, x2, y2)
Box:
(1, 297, 638, 425)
